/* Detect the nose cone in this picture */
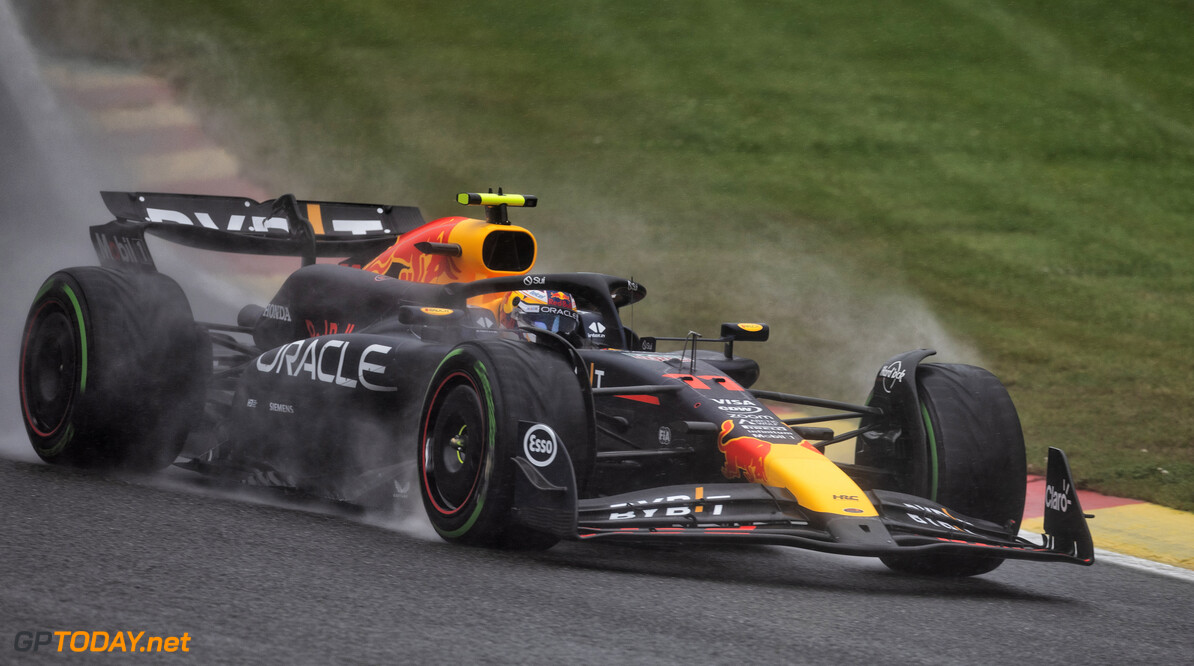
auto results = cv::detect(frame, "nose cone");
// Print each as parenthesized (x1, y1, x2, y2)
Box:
(718, 420, 877, 517)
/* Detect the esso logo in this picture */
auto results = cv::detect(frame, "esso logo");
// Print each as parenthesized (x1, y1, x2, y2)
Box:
(523, 423, 558, 467)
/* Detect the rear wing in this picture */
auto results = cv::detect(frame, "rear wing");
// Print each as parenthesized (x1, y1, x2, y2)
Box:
(90, 191, 424, 270)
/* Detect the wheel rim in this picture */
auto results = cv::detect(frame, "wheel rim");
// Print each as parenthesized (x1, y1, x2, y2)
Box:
(21, 303, 78, 438)
(423, 379, 487, 514)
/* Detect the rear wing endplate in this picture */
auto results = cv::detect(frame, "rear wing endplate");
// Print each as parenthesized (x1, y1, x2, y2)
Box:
(91, 191, 425, 270)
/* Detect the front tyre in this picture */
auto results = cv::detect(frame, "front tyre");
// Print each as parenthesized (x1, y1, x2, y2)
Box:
(878, 363, 1026, 577)
(418, 340, 589, 549)
(19, 268, 210, 471)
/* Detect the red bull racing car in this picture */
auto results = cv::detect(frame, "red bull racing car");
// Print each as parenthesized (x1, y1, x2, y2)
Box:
(18, 190, 1095, 576)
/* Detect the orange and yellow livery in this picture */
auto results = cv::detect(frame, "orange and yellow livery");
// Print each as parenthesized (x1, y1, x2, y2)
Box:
(359, 192, 537, 283)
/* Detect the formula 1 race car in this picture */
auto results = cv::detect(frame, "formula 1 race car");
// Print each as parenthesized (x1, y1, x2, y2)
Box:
(18, 190, 1094, 576)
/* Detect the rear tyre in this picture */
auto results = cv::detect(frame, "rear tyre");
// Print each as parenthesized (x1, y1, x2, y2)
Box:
(418, 339, 590, 549)
(875, 363, 1026, 577)
(19, 267, 210, 471)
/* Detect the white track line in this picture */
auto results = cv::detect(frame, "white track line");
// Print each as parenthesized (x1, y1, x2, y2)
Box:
(1019, 529, 1194, 583)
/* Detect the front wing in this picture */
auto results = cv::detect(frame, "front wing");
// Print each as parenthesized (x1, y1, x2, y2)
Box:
(566, 448, 1094, 566)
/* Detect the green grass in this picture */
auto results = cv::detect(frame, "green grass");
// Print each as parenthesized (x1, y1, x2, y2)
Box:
(22, 0, 1194, 509)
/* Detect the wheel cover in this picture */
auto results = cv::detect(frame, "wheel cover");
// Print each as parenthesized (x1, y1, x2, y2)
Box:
(423, 378, 486, 514)
(20, 302, 78, 438)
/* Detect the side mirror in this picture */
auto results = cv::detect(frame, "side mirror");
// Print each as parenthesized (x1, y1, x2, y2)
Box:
(720, 322, 769, 359)
(720, 322, 769, 342)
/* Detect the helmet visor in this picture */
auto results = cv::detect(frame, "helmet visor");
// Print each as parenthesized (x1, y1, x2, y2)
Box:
(516, 304, 581, 337)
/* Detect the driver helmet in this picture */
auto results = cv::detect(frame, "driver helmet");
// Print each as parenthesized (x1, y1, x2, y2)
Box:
(498, 290, 583, 345)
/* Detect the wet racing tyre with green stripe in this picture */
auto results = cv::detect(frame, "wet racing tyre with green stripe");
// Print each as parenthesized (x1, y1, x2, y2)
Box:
(418, 339, 590, 550)
(19, 267, 210, 471)
(878, 363, 1027, 577)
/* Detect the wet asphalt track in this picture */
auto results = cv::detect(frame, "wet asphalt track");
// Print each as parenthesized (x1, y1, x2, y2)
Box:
(3, 6, 1193, 663)
(3, 459, 1193, 664)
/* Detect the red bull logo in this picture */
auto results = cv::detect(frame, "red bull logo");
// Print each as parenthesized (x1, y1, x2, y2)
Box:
(362, 219, 460, 282)
(718, 420, 772, 483)
(547, 291, 572, 308)
(717, 420, 879, 516)
(359, 216, 536, 285)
